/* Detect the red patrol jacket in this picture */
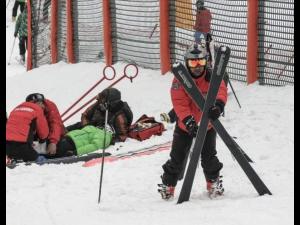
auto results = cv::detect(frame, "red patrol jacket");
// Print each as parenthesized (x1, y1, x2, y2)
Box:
(44, 99, 65, 144)
(171, 72, 227, 132)
(6, 102, 49, 143)
(194, 9, 212, 33)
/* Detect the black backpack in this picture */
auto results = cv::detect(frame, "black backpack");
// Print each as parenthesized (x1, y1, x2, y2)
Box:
(108, 101, 133, 127)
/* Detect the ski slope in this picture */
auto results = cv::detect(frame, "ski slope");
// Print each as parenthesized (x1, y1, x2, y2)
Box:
(6, 3, 294, 225)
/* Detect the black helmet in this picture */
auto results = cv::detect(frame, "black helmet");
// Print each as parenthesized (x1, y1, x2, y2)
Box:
(25, 93, 45, 103)
(184, 43, 208, 78)
(97, 87, 121, 108)
(196, 0, 205, 10)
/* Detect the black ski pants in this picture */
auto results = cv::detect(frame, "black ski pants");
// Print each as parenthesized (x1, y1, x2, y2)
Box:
(161, 125, 223, 187)
(46, 136, 77, 159)
(12, 1, 25, 18)
(19, 36, 27, 56)
(6, 141, 39, 162)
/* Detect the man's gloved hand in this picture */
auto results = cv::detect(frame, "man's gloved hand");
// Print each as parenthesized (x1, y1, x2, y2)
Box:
(14, 32, 17, 37)
(182, 115, 198, 137)
(47, 143, 57, 155)
(208, 100, 225, 121)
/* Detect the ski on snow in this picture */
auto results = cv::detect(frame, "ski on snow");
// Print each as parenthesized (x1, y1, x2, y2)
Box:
(83, 141, 172, 167)
(172, 46, 271, 204)
(6, 152, 111, 169)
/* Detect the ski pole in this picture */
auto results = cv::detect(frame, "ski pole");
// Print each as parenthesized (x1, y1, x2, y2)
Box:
(8, 37, 16, 65)
(62, 96, 97, 123)
(6, 0, 11, 8)
(98, 103, 109, 204)
(228, 79, 242, 109)
(61, 66, 116, 118)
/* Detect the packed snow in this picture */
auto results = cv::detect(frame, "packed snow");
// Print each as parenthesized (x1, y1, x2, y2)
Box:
(6, 2, 293, 225)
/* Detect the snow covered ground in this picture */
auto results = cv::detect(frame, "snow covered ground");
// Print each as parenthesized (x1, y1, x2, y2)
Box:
(6, 3, 294, 225)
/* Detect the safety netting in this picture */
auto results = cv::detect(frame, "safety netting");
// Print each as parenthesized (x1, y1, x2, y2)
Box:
(57, 0, 68, 62)
(72, 0, 104, 63)
(29, 0, 294, 86)
(258, 0, 294, 86)
(110, 0, 161, 70)
(31, 0, 52, 68)
(169, 0, 248, 82)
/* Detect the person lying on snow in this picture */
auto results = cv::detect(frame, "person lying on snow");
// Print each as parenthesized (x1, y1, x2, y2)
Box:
(44, 125, 113, 158)
(43, 87, 133, 158)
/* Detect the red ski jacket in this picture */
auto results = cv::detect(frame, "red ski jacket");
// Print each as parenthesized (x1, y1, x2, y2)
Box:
(6, 102, 49, 143)
(194, 9, 212, 33)
(171, 72, 227, 132)
(44, 99, 65, 144)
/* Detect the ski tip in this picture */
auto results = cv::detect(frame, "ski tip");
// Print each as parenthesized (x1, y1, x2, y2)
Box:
(219, 46, 231, 54)
(220, 46, 227, 52)
(172, 62, 181, 68)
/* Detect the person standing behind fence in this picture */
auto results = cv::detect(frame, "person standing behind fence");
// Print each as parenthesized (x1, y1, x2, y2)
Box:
(194, 0, 212, 44)
(14, 0, 27, 65)
(12, 0, 25, 22)
(194, 0, 218, 68)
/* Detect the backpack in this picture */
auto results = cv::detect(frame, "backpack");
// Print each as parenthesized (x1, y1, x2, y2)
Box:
(108, 101, 133, 127)
(128, 114, 165, 141)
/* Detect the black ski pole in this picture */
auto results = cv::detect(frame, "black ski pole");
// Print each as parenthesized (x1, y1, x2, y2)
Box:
(228, 79, 242, 109)
(98, 103, 109, 204)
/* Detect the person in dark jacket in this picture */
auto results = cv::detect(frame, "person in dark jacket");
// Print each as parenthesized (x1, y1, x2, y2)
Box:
(66, 87, 133, 143)
(14, 2, 27, 64)
(12, 0, 25, 22)
(158, 43, 228, 200)
(6, 100, 49, 162)
(25, 93, 66, 156)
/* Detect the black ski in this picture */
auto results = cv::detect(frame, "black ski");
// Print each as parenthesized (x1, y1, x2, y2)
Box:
(172, 53, 272, 201)
(176, 46, 230, 204)
(6, 152, 111, 169)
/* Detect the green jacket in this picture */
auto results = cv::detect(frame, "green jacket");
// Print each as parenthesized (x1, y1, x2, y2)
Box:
(15, 7, 27, 38)
(66, 125, 112, 156)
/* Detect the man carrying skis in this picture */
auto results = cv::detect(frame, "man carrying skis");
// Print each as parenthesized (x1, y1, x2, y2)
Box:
(158, 43, 228, 200)
(14, 0, 27, 65)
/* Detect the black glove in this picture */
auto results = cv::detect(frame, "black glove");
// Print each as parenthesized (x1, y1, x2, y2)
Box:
(14, 32, 18, 37)
(182, 115, 198, 137)
(208, 100, 225, 121)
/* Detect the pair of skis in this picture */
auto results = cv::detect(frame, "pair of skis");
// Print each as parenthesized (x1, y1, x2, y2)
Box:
(172, 46, 272, 204)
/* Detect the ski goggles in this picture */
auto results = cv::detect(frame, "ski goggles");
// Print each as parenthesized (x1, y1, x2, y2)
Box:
(187, 58, 207, 68)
